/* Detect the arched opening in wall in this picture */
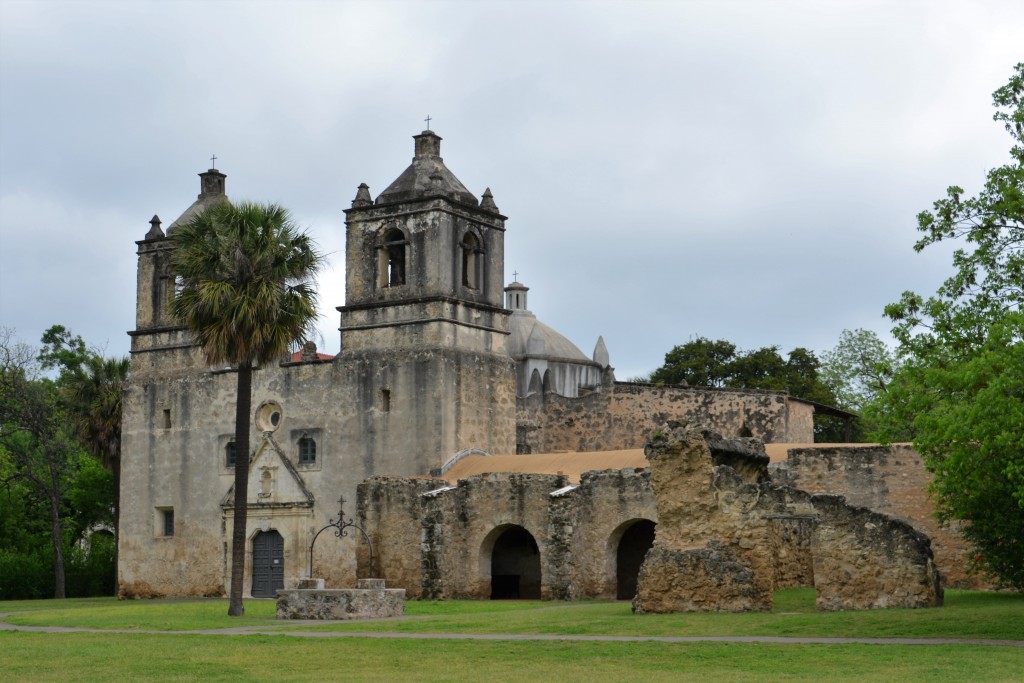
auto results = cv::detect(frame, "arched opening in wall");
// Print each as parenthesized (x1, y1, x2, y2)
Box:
(377, 228, 407, 288)
(251, 530, 284, 598)
(738, 425, 753, 437)
(487, 525, 541, 599)
(527, 369, 542, 395)
(542, 369, 552, 394)
(611, 519, 656, 600)
(461, 231, 481, 289)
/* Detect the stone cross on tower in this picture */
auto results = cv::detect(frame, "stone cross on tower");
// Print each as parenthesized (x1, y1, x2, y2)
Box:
(210, 154, 217, 169)
(424, 115, 432, 131)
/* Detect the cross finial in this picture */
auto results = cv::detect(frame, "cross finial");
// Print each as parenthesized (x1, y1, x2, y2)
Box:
(513, 270, 520, 281)
(424, 115, 432, 131)
(210, 153, 217, 169)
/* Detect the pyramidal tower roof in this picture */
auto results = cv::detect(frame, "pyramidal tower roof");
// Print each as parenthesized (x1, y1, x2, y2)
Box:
(375, 130, 479, 207)
(167, 167, 228, 233)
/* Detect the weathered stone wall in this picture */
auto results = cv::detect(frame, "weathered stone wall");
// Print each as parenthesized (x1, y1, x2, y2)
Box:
(358, 469, 658, 600)
(774, 446, 982, 589)
(633, 423, 943, 613)
(810, 494, 943, 610)
(119, 343, 517, 598)
(517, 383, 811, 455)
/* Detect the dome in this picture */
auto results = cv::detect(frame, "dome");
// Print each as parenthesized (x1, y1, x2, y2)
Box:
(507, 311, 592, 363)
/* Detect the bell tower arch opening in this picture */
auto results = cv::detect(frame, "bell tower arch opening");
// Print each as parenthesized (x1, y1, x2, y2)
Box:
(460, 231, 482, 289)
(377, 228, 408, 288)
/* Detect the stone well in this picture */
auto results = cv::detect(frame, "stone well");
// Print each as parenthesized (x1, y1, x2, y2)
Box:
(276, 578, 406, 620)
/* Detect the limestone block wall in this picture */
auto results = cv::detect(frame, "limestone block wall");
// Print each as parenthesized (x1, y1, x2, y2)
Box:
(775, 446, 981, 588)
(518, 383, 808, 454)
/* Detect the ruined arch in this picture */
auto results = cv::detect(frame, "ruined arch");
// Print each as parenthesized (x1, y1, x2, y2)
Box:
(481, 524, 541, 599)
(608, 518, 656, 600)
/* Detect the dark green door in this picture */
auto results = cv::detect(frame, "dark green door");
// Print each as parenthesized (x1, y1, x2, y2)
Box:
(252, 530, 284, 597)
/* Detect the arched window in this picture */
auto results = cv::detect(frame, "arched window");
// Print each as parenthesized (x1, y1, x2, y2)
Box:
(461, 232, 482, 289)
(298, 435, 317, 464)
(377, 228, 407, 288)
(225, 441, 237, 467)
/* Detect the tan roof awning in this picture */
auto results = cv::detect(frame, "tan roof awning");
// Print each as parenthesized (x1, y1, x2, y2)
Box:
(440, 450, 648, 484)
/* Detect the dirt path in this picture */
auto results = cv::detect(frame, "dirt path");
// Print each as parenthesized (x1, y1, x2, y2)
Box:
(1, 618, 1021, 647)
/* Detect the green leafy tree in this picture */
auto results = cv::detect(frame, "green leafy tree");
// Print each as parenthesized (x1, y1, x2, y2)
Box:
(649, 338, 843, 440)
(727, 345, 788, 390)
(882, 63, 1024, 588)
(820, 329, 899, 414)
(40, 325, 129, 564)
(0, 329, 81, 597)
(650, 337, 736, 387)
(170, 200, 323, 616)
(818, 328, 902, 440)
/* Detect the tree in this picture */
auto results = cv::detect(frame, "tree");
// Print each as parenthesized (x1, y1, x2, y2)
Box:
(648, 338, 844, 439)
(170, 201, 323, 616)
(650, 337, 736, 387)
(881, 63, 1024, 588)
(0, 329, 82, 598)
(820, 329, 898, 414)
(39, 325, 129, 566)
(819, 328, 903, 440)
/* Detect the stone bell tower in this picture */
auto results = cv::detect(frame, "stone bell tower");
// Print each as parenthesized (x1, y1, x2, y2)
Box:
(338, 130, 516, 470)
(129, 167, 228, 377)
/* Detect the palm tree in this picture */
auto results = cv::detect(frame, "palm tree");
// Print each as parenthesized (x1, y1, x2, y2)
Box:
(170, 201, 323, 616)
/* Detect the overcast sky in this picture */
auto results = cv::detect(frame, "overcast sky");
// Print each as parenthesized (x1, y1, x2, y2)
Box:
(1, 0, 1021, 379)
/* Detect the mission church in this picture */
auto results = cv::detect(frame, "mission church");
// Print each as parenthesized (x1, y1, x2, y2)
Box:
(118, 130, 859, 600)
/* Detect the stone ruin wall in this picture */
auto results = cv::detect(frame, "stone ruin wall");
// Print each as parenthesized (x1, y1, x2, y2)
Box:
(633, 424, 943, 613)
(357, 428, 953, 612)
(358, 469, 657, 601)
(775, 445, 984, 589)
(517, 383, 806, 454)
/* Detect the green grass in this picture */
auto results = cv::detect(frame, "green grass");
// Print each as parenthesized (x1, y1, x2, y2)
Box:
(2, 590, 1022, 682)
(266, 589, 1024, 640)
(5, 590, 1023, 640)
(3, 633, 1023, 682)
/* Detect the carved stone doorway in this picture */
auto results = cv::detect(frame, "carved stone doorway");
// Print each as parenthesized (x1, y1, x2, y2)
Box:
(251, 530, 284, 598)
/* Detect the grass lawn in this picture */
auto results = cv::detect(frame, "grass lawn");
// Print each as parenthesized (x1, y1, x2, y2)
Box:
(2, 590, 1022, 682)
